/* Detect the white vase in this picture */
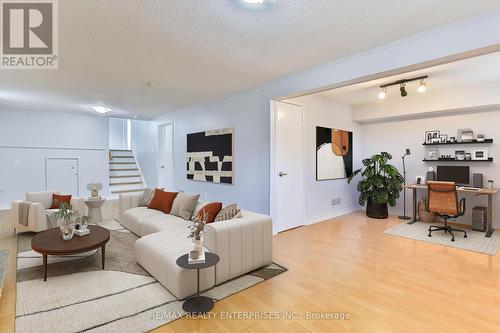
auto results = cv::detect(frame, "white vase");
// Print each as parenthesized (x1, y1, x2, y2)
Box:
(193, 238, 202, 254)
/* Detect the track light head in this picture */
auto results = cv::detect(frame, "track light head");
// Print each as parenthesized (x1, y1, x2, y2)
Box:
(417, 80, 427, 93)
(378, 88, 387, 99)
(400, 84, 408, 97)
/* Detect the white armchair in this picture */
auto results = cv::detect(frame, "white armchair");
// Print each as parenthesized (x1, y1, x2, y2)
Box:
(11, 190, 86, 234)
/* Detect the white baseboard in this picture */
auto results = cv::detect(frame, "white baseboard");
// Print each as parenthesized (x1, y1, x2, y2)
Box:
(304, 206, 359, 225)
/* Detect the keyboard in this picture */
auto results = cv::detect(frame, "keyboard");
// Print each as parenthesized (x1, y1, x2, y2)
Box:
(457, 186, 482, 191)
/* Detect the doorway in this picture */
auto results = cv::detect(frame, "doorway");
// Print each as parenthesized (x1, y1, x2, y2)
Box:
(270, 101, 305, 233)
(158, 122, 174, 190)
(45, 158, 79, 195)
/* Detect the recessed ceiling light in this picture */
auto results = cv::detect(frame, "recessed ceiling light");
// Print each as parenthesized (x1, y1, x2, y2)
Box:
(90, 105, 113, 114)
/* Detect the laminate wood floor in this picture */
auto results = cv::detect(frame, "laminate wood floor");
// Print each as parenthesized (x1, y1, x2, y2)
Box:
(2, 211, 500, 333)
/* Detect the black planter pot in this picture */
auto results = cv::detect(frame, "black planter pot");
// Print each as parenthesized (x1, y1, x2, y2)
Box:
(366, 197, 388, 219)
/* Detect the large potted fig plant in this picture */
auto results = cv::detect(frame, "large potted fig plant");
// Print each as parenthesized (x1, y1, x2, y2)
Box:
(347, 152, 404, 219)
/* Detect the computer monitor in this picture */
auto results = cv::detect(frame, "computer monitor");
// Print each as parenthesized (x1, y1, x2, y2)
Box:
(436, 165, 470, 186)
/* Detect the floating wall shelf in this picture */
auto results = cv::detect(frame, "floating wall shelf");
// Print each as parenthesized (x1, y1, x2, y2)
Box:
(422, 158, 493, 162)
(422, 139, 493, 146)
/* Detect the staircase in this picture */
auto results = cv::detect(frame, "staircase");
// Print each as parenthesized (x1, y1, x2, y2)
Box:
(109, 149, 145, 196)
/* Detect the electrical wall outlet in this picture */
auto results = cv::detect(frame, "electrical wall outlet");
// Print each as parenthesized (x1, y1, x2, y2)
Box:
(331, 197, 342, 206)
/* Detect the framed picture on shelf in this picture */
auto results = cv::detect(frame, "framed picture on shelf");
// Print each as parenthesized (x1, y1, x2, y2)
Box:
(472, 149, 488, 160)
(449, 136, 456, 143)
(425, 130, 440, 144)
(427, 148, 439, 160)
(455, 150, 466, 161)
(457, 128, 473, 142)
(439, 134, 448, 143)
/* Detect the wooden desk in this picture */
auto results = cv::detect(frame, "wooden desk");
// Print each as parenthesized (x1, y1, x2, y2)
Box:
(405, 183, 499, 238)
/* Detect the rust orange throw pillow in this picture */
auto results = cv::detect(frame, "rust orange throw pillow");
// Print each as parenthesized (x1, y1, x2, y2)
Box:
(148, 189, 178, 214)
(197, 202, 223, 223)
(50, 194, 72, 209)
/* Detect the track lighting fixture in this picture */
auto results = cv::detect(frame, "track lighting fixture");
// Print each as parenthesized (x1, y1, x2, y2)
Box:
(378, 75, 428, 99)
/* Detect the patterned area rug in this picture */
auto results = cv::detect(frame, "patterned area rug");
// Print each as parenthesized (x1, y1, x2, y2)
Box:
(384, 221, 500, 255)
(16, 220, 286, 332)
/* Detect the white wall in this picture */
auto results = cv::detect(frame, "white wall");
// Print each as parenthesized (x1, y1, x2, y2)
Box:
(131, 120, 158, 188)
(285, 95, 362, 223)
(0, 109, 109, 205)
(155, 90, 269, 213)
(361, 110, 500, 227)
(109, 118, 130, 150)
(153, 13, 500, 215)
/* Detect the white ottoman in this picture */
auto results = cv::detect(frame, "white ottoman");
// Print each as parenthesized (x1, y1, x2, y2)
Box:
(134, 230, 215, 299)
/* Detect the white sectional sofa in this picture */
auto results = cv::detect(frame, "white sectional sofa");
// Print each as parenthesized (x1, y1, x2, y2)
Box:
(119, 192, 273, 299)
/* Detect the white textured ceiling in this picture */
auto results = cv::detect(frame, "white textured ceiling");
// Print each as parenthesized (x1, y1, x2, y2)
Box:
(1, 0, 500, 118)
(318, 51, 500, 105)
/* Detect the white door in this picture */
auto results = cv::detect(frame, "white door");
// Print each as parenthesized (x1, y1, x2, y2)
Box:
(158, 123, 174, 190)
(46, 158, 79, 195)
(274, 101, 304, 232)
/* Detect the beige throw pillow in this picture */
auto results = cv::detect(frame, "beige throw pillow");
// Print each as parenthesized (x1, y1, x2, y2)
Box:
(138, 188, 156, 207)
(214, 203, 241, 222)
(170, 193, 200, 220)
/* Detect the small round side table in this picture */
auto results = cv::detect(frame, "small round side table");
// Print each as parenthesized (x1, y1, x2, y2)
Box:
(176, 252, 220, 314)
(84, 198, 106, 224)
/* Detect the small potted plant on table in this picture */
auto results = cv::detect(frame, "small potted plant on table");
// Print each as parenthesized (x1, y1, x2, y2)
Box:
(53, 202, 79, 240)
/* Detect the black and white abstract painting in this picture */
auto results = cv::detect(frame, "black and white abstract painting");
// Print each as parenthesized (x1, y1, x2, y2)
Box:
(186, 128, 233, 184)
(316, 126, 353, 180)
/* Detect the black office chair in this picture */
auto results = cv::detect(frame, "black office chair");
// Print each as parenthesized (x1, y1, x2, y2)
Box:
(426, 181, 467, 242)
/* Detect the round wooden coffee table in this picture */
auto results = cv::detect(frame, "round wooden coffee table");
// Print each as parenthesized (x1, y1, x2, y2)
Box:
(31, 225, 110, 281)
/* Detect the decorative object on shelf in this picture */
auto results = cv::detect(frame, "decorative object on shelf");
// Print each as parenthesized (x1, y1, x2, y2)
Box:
(472, 149, 488, 160)
(455, 150, 466, 160)
(52, 202, 79, 240)
(86, 183, 103, 199)
(457, 128, 473, 142)
(399, 149, 411, 220)
(465, 153, 472, 160)
(316, 126, 353, 180)
(187, 128, 233, 184)
(425, 130, 440, 144)
(188, 210, 208, 262)
(449, 136, 456, 143)
(347, 152, 404, 219)
(476, 133, 486, 142)
(488, 180, 494, 190)
(427, 148, 439, 160)
(439, 134, 448, 143)
(416, 175, 424, 184)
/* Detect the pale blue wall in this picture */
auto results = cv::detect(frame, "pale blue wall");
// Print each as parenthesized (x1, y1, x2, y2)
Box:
(156, 89, 270, 213)
(0, 109, 109, 204)
(131, 120, 158, 188)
